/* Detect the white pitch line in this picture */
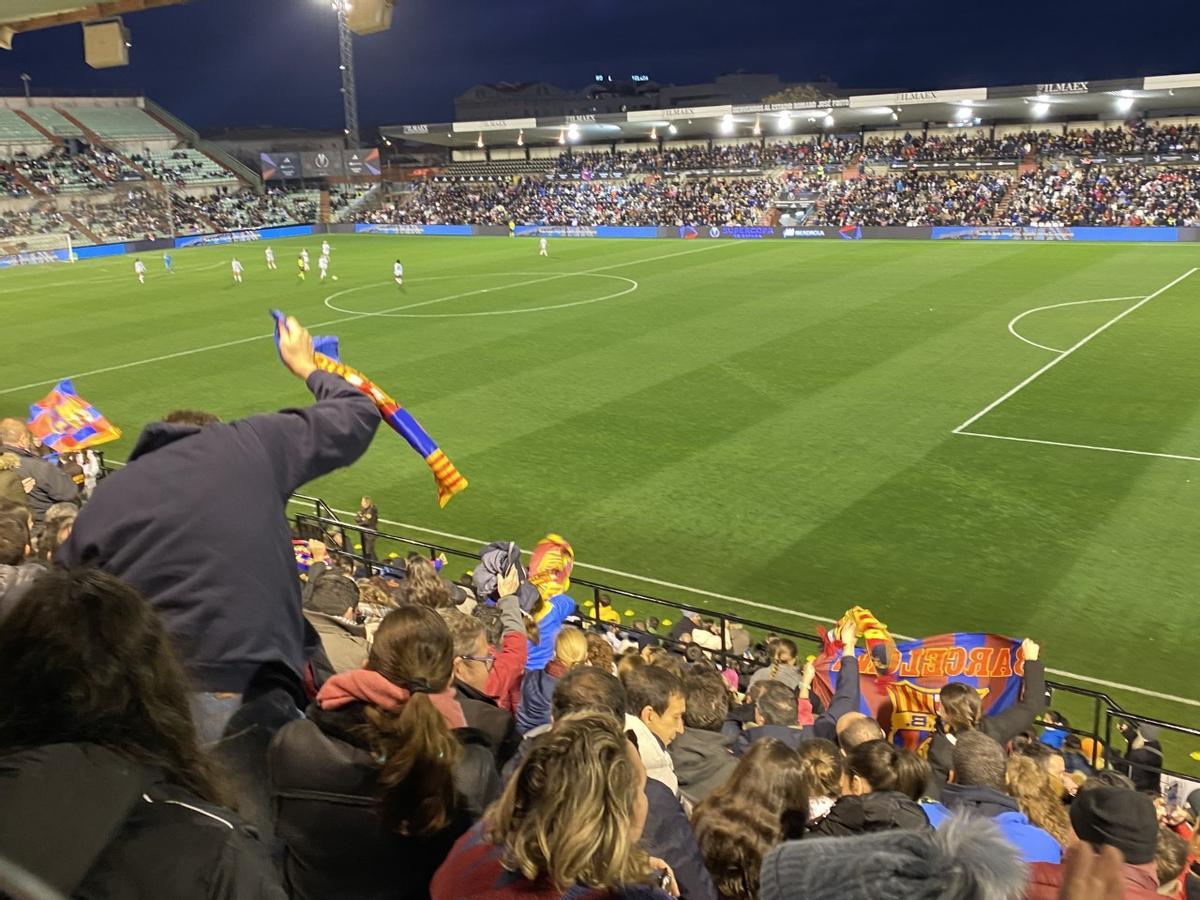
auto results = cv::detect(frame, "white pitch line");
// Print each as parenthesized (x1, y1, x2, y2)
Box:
(1007, 296, 1142, 353)
(302, 503, 1200, 708)
(0, 241, 739, 397)
(954, 268, 1198, 434)
(956, 430, 1200, 463)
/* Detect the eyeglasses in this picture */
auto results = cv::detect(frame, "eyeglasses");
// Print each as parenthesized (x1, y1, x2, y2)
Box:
(461, 653, 496, 671)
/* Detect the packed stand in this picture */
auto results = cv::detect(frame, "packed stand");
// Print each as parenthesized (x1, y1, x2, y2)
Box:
(2, 317, 1198, 898)
(1005, 164, 1200, 226)
(1038, 120, 1200, 157)
(863, 131, 1031, 162)
(817, 171, 1011, 226)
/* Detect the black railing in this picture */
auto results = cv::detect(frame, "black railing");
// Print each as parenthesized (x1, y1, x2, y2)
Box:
(292, 510, 1200, 781)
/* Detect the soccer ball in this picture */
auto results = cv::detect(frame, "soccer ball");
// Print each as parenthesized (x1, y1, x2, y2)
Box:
(331, 275, 339, 281)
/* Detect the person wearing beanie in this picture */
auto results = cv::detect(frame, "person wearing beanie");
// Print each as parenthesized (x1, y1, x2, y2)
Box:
(302, 544, 368, 675)
(1025, 786, 1161, 899)
(759, 812, 1028, 900)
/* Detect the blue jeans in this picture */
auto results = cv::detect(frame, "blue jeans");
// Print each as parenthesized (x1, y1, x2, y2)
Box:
(189, 692, 243, 746)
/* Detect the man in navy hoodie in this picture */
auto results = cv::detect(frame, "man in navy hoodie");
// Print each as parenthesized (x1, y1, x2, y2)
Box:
(59, 316, 379, 741)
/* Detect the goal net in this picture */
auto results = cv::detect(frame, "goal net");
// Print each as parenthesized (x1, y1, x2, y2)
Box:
(0, 232, 75, 267)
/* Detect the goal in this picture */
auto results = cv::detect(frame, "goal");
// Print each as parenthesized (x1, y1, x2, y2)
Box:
(0, 232, 75, 267)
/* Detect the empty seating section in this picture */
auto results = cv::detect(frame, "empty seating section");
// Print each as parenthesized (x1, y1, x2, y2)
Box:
(24, 108, 83, 139)
(69, 106, 174, 142)
(0, 110, 44, 144)
(133, 149, 239, 184)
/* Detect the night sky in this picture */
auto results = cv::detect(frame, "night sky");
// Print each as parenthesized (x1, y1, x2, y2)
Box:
(0, 0, 1197, 133)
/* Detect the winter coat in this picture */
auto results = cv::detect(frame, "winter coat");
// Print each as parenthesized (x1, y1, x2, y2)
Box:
(1025, 859, 1159, 900)
(626, 713, 679, 796)
(0, 444, 78, 521)
(747, 663, 805, 691)
(734, 655, 861, 755)
(0, 743, 284, 900)
(302, 609, 369, 674)
(59, 371, 379, 693)
(807, 791, 931, 837)
(669, 728, 737, 807)
(926, 660, 1046, 785)
(921, 783, 1061, 863)
(642, 778, 718, 900)
(431, 824, 674, 900)
(269, 700, 500, 900)
(516, 660, 566, 735)
(0, 451, 29, 508)
(484, 595, 529, 713)
(456, 678, 521, 768)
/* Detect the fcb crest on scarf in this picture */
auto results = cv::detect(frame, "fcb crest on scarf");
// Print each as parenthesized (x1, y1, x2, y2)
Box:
(27, 380, 122, 453)
(812, 609, 1026, 754)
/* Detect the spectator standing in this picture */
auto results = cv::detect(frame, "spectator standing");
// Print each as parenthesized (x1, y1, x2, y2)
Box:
(921, 732, 1062, 863)
(669, 668, 738, 807)
(0, 418, 78, 522)
(0, 569, 284, 899)
(927, 638, 1045, 785)
(59, 316, 380, 742)
(691, 738, 806, 900)
(269, 605, 500, 900)
(524, 534, 576, 672)
(1112, 719, 1165, 794)
(0, 451, 31, 509)
(356, 495, 378, 561)
(430, 711, 675, 900)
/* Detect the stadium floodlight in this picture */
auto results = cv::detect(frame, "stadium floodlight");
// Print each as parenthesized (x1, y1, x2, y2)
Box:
(1115, 96, 1135, 113)
(567, 123, 580, 142)
(667, 123, 677, 135)
(516, 129, 524, 146)
(557, 128, 566, 144)
(752, 116, 761, 136)
(650, 127, 657, 141)
(719, 114, 734, 135)
(777, 111, 791, 132)
(822, 114, 834, 129)
(315, 0, 360, 147)
(1031, 101, 1050, 118)
(476, 133, 484, 148)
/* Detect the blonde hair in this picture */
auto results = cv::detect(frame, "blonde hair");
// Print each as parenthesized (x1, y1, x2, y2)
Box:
(1004, 755, 1071, 847)
(483, 711, 650, 890)
(554, 625, 589, 669)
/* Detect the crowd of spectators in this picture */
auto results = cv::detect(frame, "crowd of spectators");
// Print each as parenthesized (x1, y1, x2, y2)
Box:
(70, 187, 172, 242)
(392, 176, 779, 227)
(171, 188, 319, 234)
(131, 149, 234, 186)
(1, 317, 1197, 899)
(815, 171, 1012, 226)
(1004, 164, 1200, 227)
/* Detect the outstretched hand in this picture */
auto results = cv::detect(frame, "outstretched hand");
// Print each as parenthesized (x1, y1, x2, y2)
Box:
(277, 315, 317, 381)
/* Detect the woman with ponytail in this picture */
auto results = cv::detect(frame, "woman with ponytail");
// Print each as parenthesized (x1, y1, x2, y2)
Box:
(270, 605, 500, 900)
(808, 739, 932, 837)
(747, 638, 803, 690)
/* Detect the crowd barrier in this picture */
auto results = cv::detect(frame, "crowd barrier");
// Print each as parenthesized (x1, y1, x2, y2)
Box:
(4, 219, 1199, 269)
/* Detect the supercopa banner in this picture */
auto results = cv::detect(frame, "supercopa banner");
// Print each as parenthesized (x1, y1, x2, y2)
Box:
(813, 632, 1027, 753)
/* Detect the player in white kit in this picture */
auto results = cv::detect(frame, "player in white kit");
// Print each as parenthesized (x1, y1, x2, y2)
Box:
(318, 254, 329, 281)
(231, 258, 244, 284)
(134, 258, 146, 284)
(301, 248, 310, 272)
(539, 237, 548, 257)
(321, 239, 331, 257)
(265, 246, 277, 269)
(394, 259, 404, 288)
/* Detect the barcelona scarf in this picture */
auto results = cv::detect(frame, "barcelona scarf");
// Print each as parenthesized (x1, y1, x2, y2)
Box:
(27, 379, 121, 452)
(528, 533, 573, 604)
(812, 610, 1026, 754)
(271, 311, 467, 507)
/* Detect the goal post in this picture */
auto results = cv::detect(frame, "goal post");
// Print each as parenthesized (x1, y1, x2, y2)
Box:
(0, 232, 75, 267)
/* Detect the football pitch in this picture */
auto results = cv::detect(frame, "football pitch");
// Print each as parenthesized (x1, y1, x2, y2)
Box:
(4, 234, 1199, 766)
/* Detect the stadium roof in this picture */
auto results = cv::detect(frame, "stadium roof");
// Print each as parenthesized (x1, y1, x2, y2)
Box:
(0, 0, 186, 32)
(382, 73, 1200, 149)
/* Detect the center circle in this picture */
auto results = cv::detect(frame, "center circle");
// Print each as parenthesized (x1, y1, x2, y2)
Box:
(323, 271, 639, 319)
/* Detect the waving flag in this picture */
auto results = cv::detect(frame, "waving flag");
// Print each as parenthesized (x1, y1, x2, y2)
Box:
(271, 311, 467, 507)
(813, 628, 1026, 753)
(27, 380, 121, 452)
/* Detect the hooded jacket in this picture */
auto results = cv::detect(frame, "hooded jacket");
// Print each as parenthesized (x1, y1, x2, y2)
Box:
(807, 791, 931, 837)
(920, 783, 1062, 863)
(0, 743, 284, 900)
(269, 700, 500, 900)
(516, 661, 566, 735)
(0, 444, 78, 521)
(59, 371, 379, 693)
(669, 728, 737, 806)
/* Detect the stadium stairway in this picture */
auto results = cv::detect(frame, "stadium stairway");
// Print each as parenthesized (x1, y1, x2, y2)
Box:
(319, 188, 331, 224)
(51, 108, 154, 182)
(13, 109, 62, 145)
(142, 98, 262, 192)
(64, 211, 101, 245)
(9, 169, 45, 197)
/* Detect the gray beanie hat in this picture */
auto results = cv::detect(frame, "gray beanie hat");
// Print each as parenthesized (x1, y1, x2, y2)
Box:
(759, 813, 1027, 900)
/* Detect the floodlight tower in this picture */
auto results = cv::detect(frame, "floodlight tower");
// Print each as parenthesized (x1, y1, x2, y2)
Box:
(326, 0, 359, 148)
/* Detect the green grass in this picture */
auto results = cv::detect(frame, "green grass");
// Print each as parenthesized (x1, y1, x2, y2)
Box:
(4, 235, 1199, 770)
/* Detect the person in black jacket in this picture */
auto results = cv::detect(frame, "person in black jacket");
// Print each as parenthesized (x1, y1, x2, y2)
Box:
(0, 568, 283, 899)
(356, 495, 379, 561)
(0, 418, 79, 522)
(926, 639, 1045, 788)
(59, 315, 380, 742)
(1111, 719, 1164, 794)
(808, 739, 932, 837)
(269, 605, 500, 900)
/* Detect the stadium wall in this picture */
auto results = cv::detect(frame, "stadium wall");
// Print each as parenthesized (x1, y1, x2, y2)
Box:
(6, 222, 1199, 268)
